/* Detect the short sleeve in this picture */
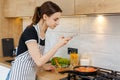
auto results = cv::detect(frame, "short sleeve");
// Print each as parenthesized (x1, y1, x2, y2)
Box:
(22, 27, 38, 43)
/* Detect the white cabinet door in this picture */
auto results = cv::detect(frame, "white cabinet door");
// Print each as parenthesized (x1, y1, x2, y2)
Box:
(0, 65, 10, 80)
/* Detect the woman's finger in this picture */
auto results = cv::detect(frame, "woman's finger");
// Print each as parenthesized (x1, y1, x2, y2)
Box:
(64, 37, 72, 41)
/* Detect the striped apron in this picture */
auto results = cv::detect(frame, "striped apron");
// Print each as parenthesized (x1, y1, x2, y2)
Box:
(6, 25, 44, 80)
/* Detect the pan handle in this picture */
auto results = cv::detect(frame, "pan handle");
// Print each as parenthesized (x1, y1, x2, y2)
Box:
(59, 70, 78, 74)
(59, 70, 73, 74)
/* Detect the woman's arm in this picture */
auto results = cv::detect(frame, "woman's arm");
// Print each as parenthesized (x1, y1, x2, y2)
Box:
(26, 37, 72, 67)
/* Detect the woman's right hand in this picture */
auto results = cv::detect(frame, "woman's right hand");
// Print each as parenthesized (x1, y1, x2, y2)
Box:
(56, 36, 72, 48)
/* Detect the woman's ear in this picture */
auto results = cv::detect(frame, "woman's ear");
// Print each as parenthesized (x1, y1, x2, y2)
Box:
(43, 14, 48, 20)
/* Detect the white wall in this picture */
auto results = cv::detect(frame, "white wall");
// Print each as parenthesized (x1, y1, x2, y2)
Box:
(44, 16, 120, 71)
(79, 16, 120, 71)
(44, 17, 80, 58)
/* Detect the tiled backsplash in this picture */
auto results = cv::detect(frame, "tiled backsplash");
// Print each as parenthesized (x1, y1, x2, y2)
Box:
(44, 16, 120, 71)
(22, 16, 120, 71)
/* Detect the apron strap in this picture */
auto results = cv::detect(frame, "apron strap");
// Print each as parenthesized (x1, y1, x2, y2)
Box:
(33, 24, 40, 44)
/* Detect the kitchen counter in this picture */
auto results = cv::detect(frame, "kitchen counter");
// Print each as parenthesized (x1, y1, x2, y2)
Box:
(0, 57, 14, 68)
(0, 57, 67, 80)
(37, 69, 67, 80)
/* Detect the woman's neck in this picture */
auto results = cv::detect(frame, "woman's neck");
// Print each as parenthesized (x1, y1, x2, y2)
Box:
(39, 19, 48, 39)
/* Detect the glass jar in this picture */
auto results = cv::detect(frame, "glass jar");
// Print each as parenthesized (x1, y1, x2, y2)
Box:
(70, 52, 79, 68)
(80, 53, 91, 66)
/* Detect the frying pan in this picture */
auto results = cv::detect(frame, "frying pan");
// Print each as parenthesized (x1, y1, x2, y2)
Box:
(59, 66, 98, 76)
(73, 66, 98, 76)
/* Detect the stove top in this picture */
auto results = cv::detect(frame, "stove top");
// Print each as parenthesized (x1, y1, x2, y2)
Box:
(60, 67, 120, 80)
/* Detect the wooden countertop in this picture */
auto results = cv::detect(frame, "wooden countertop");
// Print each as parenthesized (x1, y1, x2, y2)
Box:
(0, 57, 14, 68)
(0, 57, 67, 80)
(37, 69, 67, 80)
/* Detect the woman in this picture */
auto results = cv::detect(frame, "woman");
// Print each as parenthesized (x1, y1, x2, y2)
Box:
(6, 1, 72, 80)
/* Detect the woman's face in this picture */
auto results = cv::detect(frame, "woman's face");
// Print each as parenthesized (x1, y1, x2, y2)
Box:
(44, 12, 61, 29)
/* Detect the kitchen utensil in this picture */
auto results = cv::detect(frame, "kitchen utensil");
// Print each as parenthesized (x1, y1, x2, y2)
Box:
(54, 58, 61, 68)
(59, 66, 98, 76)
(74, 66, 98, 76)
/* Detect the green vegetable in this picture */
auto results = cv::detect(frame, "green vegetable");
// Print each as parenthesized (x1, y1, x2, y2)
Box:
(51, 57, 70, 67)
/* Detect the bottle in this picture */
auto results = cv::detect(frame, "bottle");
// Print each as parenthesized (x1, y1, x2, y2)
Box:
(80, 53, 91, 66)
(12, 47, 18, 57)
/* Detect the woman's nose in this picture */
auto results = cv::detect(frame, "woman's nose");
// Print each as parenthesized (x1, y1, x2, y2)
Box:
(56, 21, 59, 25)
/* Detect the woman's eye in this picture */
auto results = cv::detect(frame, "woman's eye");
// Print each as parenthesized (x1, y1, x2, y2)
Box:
(54, 19, 57, 21)
(54, 18, 59, 21)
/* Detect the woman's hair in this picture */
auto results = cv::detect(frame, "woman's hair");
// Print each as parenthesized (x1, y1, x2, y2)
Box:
(31, 1, 62, 25)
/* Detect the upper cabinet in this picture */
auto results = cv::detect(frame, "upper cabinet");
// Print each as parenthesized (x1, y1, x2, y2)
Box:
(4, 0, 36, 17)
(4, 0, 74, 17)
(75, 0, 120, 14)
(36, 0, 74, 16)
(4, 0, 120, 17)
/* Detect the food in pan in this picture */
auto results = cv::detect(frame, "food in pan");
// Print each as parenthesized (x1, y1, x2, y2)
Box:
(75, 66, 97, 72)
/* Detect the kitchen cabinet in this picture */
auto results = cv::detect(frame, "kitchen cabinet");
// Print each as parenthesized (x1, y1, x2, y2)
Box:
(4, 0, 36, 17)
(4, 0, 120, 17)
(0, 57, 13, 80)
(0, 63, 10, 80)
(75, 0, 120, 14)
(36, 0, 74, 16)
(4, 0, 74, 17)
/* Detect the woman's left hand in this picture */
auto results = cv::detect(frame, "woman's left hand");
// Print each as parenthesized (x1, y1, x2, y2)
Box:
(42, 63, 56, 71)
